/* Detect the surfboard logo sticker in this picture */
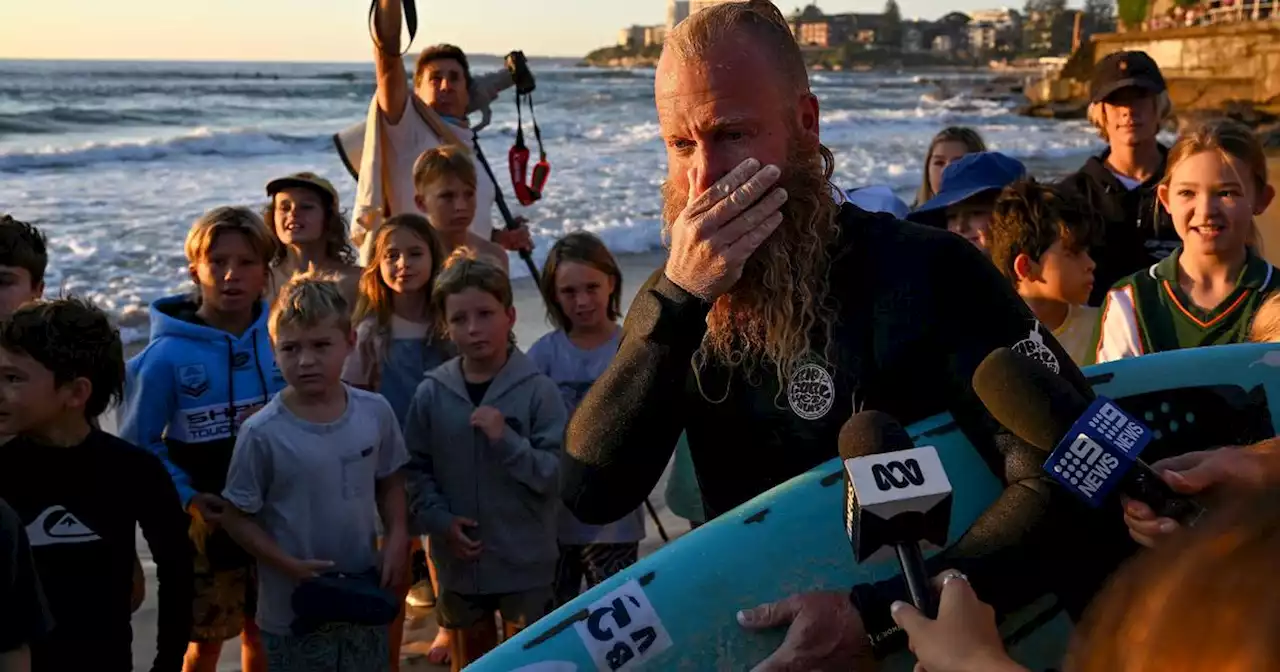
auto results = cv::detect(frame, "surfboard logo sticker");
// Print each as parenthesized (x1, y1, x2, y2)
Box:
(1012, 321, 1060, 374)
(788, 363, 836, 421)
(573, 579, 673, 671)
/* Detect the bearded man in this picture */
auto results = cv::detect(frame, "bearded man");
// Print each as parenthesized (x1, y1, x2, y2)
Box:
(562, 2, 1131, 670)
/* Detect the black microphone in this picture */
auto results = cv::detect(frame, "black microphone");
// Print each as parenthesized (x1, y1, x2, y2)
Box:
(840, 411, 954, 618)
(973, 347, 1205, 524)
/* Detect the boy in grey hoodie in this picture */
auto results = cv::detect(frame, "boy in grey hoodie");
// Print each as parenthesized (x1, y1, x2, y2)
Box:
(403, 250, 566, 666)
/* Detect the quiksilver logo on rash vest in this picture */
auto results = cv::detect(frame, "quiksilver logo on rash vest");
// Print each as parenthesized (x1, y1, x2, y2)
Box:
(788, 363, 836, 420)
(1012, 321, 1060, 374)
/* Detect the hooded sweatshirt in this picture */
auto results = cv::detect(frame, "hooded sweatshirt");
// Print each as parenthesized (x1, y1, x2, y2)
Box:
(403, 348, 567, 596)
(119, 296, 286, 509)
(1057, 146, 1181, 305)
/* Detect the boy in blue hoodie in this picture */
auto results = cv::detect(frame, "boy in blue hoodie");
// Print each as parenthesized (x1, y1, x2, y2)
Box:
(119, 206, 284, 671)
(404, 249, 566, 668)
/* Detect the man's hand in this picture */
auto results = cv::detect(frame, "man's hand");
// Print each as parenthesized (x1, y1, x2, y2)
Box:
(446, 516, 483, 561)
(737, 590, 874, 672)
(890, 572, 1026, 672)
(471, 406, 507, 442)
(379, 531, 410, 591)
(494, 220, 534, 253)
(665, 158, 787, 302)
(505, 51, 536, 95)
(285, 557, 336, 582)
(189, 493, 228, 528)
(1123, 442, 1280, 546)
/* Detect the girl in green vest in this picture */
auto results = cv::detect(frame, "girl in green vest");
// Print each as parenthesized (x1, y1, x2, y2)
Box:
(1091, 120, 1278, 363)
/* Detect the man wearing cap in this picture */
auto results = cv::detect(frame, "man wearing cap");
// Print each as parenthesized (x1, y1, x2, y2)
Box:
(1058, 50, 1179, 306)
(356, 0, 536, 265)
(263, 172, 362, 308)
(908, 152, 1028, 254)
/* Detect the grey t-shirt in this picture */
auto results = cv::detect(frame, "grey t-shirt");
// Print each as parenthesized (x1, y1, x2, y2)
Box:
(527, 329, 645, 545)
(222, 386, 409, 635)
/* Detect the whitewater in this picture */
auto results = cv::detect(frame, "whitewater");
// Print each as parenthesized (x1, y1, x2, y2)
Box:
(0, 57, 1107, 343)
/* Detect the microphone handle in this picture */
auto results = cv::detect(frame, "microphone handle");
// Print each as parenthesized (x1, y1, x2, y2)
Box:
(1125, 460, 1206, 526)
(895, 542, 936, 619)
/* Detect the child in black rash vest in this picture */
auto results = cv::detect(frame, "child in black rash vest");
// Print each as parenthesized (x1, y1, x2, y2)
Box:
(0, 298, 193, 672)
(0, 496, 55, 671)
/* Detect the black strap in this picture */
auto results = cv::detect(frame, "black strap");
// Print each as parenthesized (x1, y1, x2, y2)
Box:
(514, 94, 527, 149)
(473, 140, 543, 285)
(368, 0, 418, 57)
(528, 94, 546, 159)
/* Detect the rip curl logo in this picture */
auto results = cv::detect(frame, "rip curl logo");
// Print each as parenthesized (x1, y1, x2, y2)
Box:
(1012, 321, 1060, 374)
(788, 363, 836, 421)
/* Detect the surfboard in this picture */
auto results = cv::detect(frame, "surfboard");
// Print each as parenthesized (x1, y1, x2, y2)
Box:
(471, 343, 1280, 671)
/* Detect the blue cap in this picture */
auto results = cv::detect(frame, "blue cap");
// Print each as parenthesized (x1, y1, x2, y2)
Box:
(845, 184, 911, 220)
(908, 152, 1027, 224)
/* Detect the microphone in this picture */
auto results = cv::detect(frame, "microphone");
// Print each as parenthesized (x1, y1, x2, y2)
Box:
(840, 411, 953, 618)
(972, 347, 1205, 524)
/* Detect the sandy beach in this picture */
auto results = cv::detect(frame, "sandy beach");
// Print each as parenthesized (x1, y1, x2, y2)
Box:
(123, 249, 678, 671)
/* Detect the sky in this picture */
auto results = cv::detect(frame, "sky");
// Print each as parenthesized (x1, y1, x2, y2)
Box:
(0, 0, 1043, 62)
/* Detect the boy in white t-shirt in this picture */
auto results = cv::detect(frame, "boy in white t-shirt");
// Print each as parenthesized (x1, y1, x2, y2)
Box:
(989, 180, 1104, 365)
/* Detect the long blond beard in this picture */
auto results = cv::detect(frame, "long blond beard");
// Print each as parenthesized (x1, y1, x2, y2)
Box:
(662, 141, 841, 394)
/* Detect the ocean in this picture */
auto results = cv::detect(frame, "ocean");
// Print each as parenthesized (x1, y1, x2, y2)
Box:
(0, 56, 1107, 344)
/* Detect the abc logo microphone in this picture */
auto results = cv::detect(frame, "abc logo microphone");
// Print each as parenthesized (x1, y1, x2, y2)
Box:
(840, 411, 953, 618)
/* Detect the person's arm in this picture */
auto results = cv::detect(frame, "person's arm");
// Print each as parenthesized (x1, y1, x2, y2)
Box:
(853, 233, 1106, 654)
(375, 399, 410, 539)
(485, 377, 566, 495)
(562, 267, 701, 524)
(0, 499, 52, 670)
(132, 451, 194, 672)
(119, 353, 193, 508)
(1088, 285, 1144, 365)
(372, 0, 409, 123)
(341, 321, 376, 391)
(401, 384, 455, 537)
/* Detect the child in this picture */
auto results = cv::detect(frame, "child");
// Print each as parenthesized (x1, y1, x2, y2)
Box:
(1091, 120, 1279, 364)
(0, 298, 193, 672)
(340, 213, 452, 665)
(912, 126, 987, 209)
(1249, 292, 1280, 343)
(219, 271, 409, 672)
(908, 151, 1027, 255)
(119, 206, 284, 671)
(404, 250, 566, 669)
(527, 232, 645, 605)
(412, 146, 510, 274)
(263, 172, 361, 307)
(0, 215, 46, 323)
(989, 180, 1103, 366)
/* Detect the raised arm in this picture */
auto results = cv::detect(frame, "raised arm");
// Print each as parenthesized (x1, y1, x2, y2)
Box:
(562, 268, 700, 524)
(372, 0, 408, 123)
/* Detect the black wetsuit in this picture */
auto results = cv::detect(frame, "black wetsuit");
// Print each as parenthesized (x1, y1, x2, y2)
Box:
(0, 497, 54, 657)
(562, 204, 1136, 652)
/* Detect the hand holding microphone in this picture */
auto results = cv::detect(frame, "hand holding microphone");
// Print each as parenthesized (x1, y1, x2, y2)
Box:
(890, 572, 1028, 672)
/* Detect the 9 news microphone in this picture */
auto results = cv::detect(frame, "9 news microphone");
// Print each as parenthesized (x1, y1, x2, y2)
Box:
(840, 411, 953, 618)
(972, 347, 1204, 525)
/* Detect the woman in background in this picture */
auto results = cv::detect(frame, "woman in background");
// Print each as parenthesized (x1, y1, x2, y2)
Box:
(912, 126, 987, 209)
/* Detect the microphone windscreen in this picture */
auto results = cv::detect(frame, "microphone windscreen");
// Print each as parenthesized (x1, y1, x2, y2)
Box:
(838, 410, 915, 461)
(972, 347, 1092, 454)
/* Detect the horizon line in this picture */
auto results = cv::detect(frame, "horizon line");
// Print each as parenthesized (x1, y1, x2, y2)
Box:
(0, 52, 586, 65)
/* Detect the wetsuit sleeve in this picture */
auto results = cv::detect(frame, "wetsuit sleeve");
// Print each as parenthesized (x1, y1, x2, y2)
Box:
(0, 499, 53, 654)
(402, 384, 455, 537)
(852, 234, 1104, 655)
(119, 351, 194, 508)
(562, 268, 711, 525)
(488, 376, 566, 496)
(131, 449, 195, 672)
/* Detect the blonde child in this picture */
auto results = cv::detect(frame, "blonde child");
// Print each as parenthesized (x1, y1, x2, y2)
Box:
(263, 172, 361, 306)
(340, 213, 453, 667)
(404, 250, 565, 670)
(119, 206, 284, 671)
(989, 180, 1103, 365)
(1248, 292, 1280, 343)
(219, 271, 409, 672)
(1091, 120, 1278, 363)
(412, 146, 509, 274)
(527, 232, 645, 605)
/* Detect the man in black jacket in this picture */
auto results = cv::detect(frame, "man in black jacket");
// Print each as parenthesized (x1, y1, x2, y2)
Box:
(1057, 50, 1180, 305)
(561, 1, 1129, 669)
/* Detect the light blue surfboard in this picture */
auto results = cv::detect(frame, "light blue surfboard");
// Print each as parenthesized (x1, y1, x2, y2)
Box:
(472, 343, 1280, 671)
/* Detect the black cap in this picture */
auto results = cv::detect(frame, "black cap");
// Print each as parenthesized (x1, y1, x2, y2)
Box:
(1091, 50, 1167, 104)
